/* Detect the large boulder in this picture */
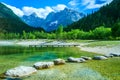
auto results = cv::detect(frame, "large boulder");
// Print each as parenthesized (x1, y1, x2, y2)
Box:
(33, 62, 54, 69)
(5, 66, 37, 77)
(93, 56, 108, 60)
(53, 58, 66, 65)
(67, 57, 86, 63)
(81, 56, 92, 60)
(104, 54, 113, 58)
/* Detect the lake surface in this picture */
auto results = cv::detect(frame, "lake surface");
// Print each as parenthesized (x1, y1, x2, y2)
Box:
(0, 46, 84, 72)
(0, 46, 106, 80)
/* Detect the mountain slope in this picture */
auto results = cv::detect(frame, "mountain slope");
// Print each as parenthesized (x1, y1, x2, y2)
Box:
(43, 8, 84, 31)
(0, 3, 40, 33)
(22, 13, 44, 28)
(65, 0, 120, 31)
(22, 8, 84, 32)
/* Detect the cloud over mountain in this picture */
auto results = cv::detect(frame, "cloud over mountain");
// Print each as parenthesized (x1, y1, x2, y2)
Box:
(22, 6, 54, 19)
(3, 3, 67, 19)
(3, 0, 113, 18)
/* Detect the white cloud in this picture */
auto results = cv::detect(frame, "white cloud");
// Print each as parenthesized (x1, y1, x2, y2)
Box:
(22, 6, 54, 19)
(52, 4, 67, 11)
(2, 2, 24, 17)
(22, 4, 66, 19)
(68, 0, 80, 7)
(3, 2, 67, 19)
(82, 0, 113, 9)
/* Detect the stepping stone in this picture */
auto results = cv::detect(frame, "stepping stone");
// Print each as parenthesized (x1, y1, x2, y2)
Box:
(33, 62, 54, 69)
(104, 54, 113, 58)
(110, 53, 120, 57)
(93, 56, 108, 60)
(53, 58, 66, 65)
(81, 56, 92, 60)
(67, 57, 86, 63)
(5, 66, 37, 77)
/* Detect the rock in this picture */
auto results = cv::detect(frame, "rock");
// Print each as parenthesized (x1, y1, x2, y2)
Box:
(53, 58, 66, 65)
(93, 56, 108, 60)
(33, 62, 54, 69)
(104, 54, 113, 58)
(110, 53, 120, 57)
(5, 66, 37, 77)
(67, 57, 86, 63)
(81, 56, 92, 60)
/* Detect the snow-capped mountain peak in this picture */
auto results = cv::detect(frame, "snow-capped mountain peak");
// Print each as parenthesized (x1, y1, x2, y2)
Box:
(22, 8, 84, 31)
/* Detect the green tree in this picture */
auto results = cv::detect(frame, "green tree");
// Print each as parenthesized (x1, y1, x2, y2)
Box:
(56, 25, 63, 40)
(92, 26, 111, 39)
(112, 22, 120, 37)
(22, 30, 27, 39)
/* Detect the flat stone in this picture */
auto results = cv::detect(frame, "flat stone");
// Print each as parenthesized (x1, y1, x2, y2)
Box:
(81, 56, 92, 60)
(93, 56, 108, 60)
(104, 54, 113, 58)
(5, 66, 37, 77)
(33, 62, 54, 69)
(53, 58, 66, 65)
(67, 57, 86, 63)
(110, 53, 120, 57)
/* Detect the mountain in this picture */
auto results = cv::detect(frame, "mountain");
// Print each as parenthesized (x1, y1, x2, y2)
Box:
(0, 3, 40, 33)
(65, 0, 120, 31)
(22, 8, 84, 32)
(22, 13, 44, 28)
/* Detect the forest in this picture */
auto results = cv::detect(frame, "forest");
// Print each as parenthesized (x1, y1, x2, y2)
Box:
(0, 22, 120, 40)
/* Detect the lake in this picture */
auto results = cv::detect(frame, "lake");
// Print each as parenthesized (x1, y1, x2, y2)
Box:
(0, 41, 119, 80)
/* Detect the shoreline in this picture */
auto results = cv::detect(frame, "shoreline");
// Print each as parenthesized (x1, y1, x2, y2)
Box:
(0, 40, 120, 55)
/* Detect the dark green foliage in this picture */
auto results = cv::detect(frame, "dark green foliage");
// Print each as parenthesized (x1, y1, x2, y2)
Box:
(112, 22, 120, 37)
(92, 26, 111, 39)
(0, 26, 112, 40)
(65, 0, 120, 31)
(0, 3, 44, 33)
(56, 25, 63, 40)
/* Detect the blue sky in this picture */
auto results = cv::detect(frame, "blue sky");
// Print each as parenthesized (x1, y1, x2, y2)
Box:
(0, 0, 113, 18)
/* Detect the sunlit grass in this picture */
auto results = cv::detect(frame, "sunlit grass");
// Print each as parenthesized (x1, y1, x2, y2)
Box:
(66, 39, 94, 43)
(84, 58, 120, 80)
(85, 40, 120, 47)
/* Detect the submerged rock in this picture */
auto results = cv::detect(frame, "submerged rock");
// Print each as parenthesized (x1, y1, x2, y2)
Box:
(53, 58, 66, 65)
(33, 62, 54, 69)
(67, 57, 86, 63)
(5, 66, 37, 77)
(93, 56, 108, 60)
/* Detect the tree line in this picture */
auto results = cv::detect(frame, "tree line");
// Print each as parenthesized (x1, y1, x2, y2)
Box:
(0, 23, 120, 40)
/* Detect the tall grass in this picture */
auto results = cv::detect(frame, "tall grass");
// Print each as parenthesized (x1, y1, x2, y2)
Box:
(84, 58, 120, 80)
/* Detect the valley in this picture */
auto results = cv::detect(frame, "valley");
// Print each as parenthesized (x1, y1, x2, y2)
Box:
(0, 0, 120, 80)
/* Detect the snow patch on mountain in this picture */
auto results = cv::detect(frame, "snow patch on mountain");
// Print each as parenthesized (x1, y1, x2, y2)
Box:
(49, 21, 58, 26)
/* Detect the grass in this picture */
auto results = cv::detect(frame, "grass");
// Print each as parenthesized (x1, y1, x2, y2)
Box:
(66, 39, 94, 43)
(84, 57, 120, 80)
(84, 40, 120, 47)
